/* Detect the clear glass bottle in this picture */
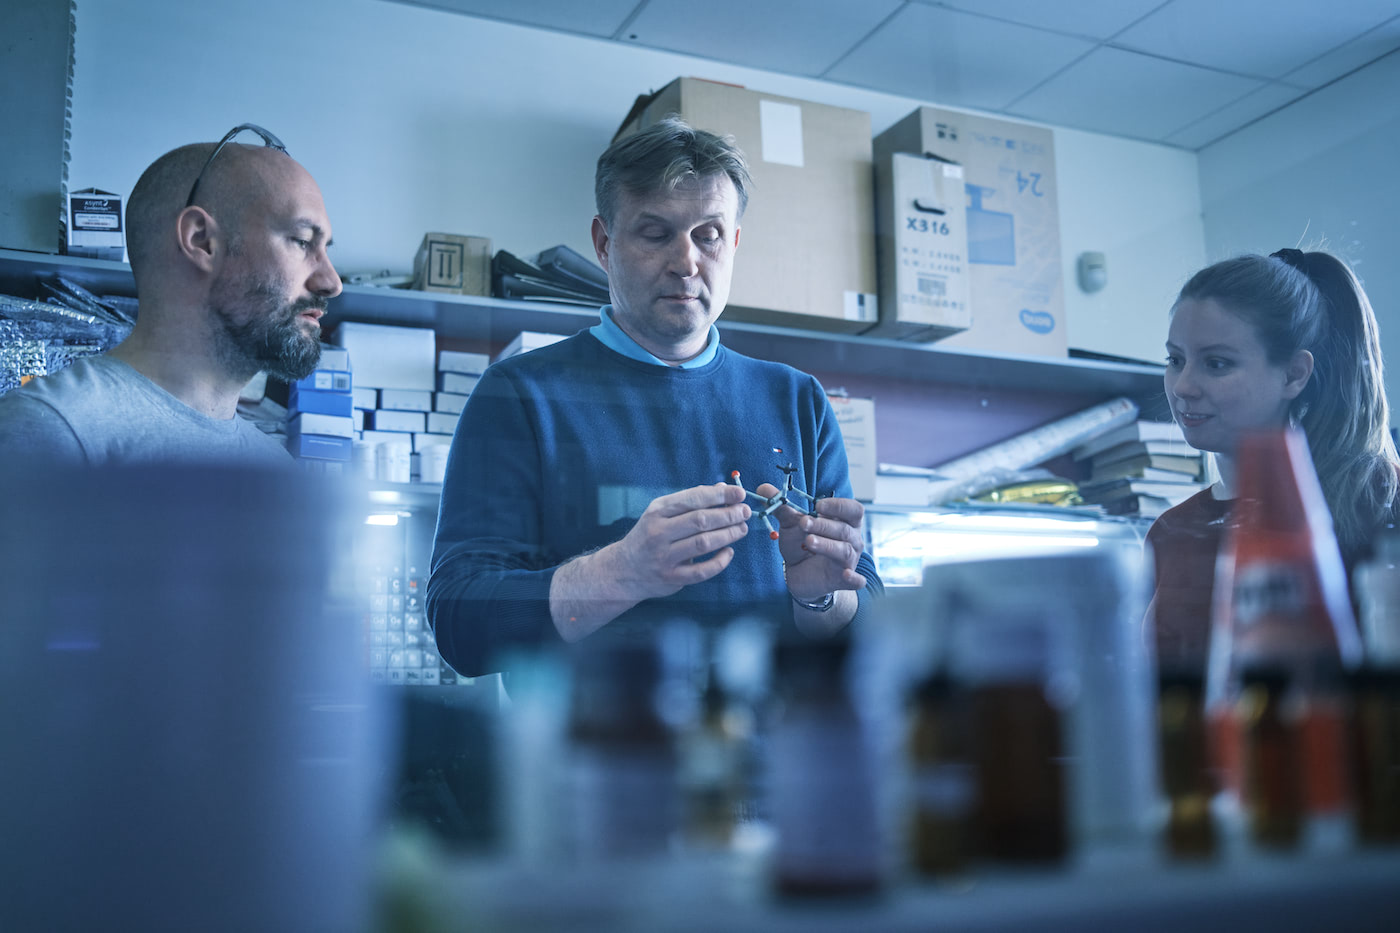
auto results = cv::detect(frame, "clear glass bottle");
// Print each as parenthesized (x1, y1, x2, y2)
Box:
(677, 662, 746, 849)
(769, 637, 882, 897)
(565, 639, 678, 860)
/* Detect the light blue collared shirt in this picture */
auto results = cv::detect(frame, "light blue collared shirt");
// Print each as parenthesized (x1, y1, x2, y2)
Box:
(589, 305, 720, 368)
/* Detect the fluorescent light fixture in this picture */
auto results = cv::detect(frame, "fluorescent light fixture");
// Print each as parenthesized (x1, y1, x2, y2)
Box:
(365, 513, 400, 526)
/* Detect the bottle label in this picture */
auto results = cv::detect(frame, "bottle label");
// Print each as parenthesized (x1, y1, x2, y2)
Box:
(914, 763, 976, 818)
(1233, 562, 1306, 627)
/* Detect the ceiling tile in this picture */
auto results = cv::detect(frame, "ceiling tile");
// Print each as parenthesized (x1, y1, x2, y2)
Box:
(1008, 46, 1264, 141)
(1163, 82, 1307, 149)
(927, 0, 1166, 40)
(384, 0, 637, 37)
(825, 3, 1095, 111)
(1283, 16, 1400, 87)
(622, 0, 903, 77)
(1114, 0, 1400, 78)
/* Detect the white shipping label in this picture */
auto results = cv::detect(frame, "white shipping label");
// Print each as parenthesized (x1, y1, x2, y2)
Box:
(759, 100, 804, 167)
(844, 291, 877, 322)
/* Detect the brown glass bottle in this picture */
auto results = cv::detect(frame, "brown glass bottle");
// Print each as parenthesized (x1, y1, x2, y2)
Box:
(1239, 666, 1304, 849)
(1350, 667, 1400, 844)
(907, 673, 974, 876)
(1157, 670, 1217, 858)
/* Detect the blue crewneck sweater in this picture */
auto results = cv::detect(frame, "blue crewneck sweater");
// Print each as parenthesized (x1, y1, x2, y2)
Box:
(427, 330, 882, 676)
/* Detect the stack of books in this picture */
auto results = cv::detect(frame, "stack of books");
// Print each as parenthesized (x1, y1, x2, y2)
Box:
(1072, 419, 1208, 519)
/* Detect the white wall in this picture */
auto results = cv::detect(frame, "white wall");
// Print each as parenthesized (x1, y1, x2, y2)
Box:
(1198, 50, 1400, 418)
(69, 0, 1202, 363)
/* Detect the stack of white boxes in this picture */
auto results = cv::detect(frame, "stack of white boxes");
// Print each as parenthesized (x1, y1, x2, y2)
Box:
(419, 349, 489, 482)
(285, 345, 355, 472)
(335, 322, 437, 483)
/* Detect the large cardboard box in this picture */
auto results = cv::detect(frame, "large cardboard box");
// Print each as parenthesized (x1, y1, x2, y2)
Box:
(870, 153, 970, 342)
(875, 108, 1064, 357)
(615, 77, 878, 333)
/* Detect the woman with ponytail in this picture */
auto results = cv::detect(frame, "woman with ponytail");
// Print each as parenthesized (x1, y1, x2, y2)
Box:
(1147, 249, 1400, 666)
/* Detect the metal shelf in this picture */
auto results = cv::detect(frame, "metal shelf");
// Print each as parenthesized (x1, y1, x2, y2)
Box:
(0, 247, 1166, 399)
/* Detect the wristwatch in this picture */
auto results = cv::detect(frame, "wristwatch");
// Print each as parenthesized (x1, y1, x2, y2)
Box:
(790, 590, 836, 613)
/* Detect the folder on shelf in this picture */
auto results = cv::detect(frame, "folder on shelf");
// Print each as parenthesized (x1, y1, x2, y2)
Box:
(491, 249, 609, 306)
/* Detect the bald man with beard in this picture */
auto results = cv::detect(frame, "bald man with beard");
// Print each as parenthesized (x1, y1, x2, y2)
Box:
(0, 125, 341, 465)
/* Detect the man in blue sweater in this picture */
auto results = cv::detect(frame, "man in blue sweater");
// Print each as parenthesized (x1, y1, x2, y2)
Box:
(428, 118, 882, 676)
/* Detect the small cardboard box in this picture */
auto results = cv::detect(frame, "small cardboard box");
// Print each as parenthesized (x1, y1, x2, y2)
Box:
(412, 232, 491, 296)
(66, 188, 124, 261)
(288, 384, 354, 418)
(828, 395, 876, 503)
(288, 412, 356, 440)
(615, 77, 877, 333)
(366, 410, 426, 434)
(493, 331, 568, 362)
(438, 350, 491, 374)
(870, 153, 970, 342)
(875, 108, 1064, 357)
(378, 388, 433, 412)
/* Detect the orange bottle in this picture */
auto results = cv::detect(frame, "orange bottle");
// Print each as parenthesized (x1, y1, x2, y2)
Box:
(1206, 427, 1363, 839)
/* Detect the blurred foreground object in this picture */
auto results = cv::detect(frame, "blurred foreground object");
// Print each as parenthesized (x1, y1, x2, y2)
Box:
(0, 464, 391, 932)
(1207, 428, 1362, 850)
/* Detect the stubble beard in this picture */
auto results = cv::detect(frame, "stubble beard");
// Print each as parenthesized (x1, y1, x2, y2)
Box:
(210, 271, 324, 382)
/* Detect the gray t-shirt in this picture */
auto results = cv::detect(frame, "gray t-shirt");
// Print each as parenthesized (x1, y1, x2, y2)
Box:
(0, 355, 291, 467)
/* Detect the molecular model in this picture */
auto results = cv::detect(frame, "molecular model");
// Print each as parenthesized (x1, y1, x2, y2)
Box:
(728, 462, 828, 540)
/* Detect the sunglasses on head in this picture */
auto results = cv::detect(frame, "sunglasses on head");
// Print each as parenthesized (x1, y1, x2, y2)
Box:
(185, 123, 288, 208)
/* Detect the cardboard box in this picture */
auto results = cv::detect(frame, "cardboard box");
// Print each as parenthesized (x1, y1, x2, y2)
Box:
(434, 391, 469, 414)
(615, 77, 877, 333)
(66, 188, 124, 261)
(870, 153, 970, 341)
(828, 395, 876, 503)
(438, 372, 479, 395)
(378, 388, 433, 412)
(493, 331, 568, 362)
(287, 433, 353, 461)
(426, 411, 459, 435)
(288, 384, 354, 418)
(412, 232, 491, 296)
(288, 412, 355, 440)
(438, 350, 490, 374)
(318, 345, 351, 372)
(875, 107, 1064, 357)
(296, 369, 351, 393)
(413, 432, 453, 453)
(332, 322, 435, 390)
(366, 410, 426, 434)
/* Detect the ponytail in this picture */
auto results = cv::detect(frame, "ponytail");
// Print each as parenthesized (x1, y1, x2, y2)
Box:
(1277, 250, 1399, 562)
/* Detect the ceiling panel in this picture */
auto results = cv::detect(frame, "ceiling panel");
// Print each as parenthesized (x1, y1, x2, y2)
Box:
(622, 0, 903, 77)
(1282, 16, 1400, 87)
(1114, 0, 1400, 78)
(1163, 82, 1307, 149)
(385, 0, 637, 37)
(1009, 46, 1263, 141)
(928, 0, 1167, 40)
(826, 2, 1095, 112)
